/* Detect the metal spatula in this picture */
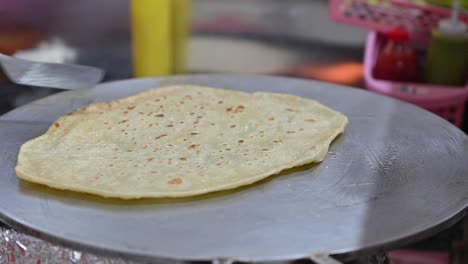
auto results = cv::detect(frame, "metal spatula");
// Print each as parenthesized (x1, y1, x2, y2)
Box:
(0, 53, 104, 90)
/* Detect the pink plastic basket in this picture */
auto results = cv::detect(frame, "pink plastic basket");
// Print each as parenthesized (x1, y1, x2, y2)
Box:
(364, 31, 468, 127)
(329, 0, 468, 43)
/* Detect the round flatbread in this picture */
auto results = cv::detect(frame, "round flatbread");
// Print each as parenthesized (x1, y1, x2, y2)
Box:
(16, 85, 347, 199)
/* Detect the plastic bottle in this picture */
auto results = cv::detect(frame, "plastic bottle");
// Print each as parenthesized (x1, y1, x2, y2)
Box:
(373, 27, 421, 82)
(425, 0, 468, 86)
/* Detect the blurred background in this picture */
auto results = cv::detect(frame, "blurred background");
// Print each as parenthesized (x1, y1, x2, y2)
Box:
(0, 0, 467, 263)
(0, 0, 367, 113)
(1, 0, 466, 129)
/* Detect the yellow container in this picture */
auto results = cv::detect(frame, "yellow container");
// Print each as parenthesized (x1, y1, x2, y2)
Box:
(131, 0, 190, 77)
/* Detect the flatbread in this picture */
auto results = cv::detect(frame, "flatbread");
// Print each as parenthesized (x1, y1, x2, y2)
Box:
(15, 85, 348, 199)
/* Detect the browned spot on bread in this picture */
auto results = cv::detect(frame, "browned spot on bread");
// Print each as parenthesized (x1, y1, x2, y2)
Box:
(287, 131, 296, 134)
(191, 132, 199, 135)
(268, 117, 275, 121)
(154, 114, 164, 117)
(166, 124, 174, 127)
(230, 125, 236, 128)
(305, 119, 316, 122)
(179, 157, 187, 161)
(238, 140, 244, 143)
(123, 111, 128, 114)
(188, 144, 199, 149)
(147, 158, 154, 162)
(127, 106, 136, 110)
(54, 122, 60, 128)
(155, 134, 167, 139)
(168, 177, 183, 185)
(233, 105, 245, 113)
(118, 120, 128, 124)
(226, 107, 233, 112)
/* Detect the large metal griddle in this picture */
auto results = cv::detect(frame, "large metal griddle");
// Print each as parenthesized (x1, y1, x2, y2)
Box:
(0, 75, 467, 263)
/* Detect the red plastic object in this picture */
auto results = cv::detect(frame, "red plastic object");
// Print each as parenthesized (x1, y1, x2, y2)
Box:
(387, 26, 410, 41)
(373, 27, 421, 82)
(389, 250, 450, 264)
